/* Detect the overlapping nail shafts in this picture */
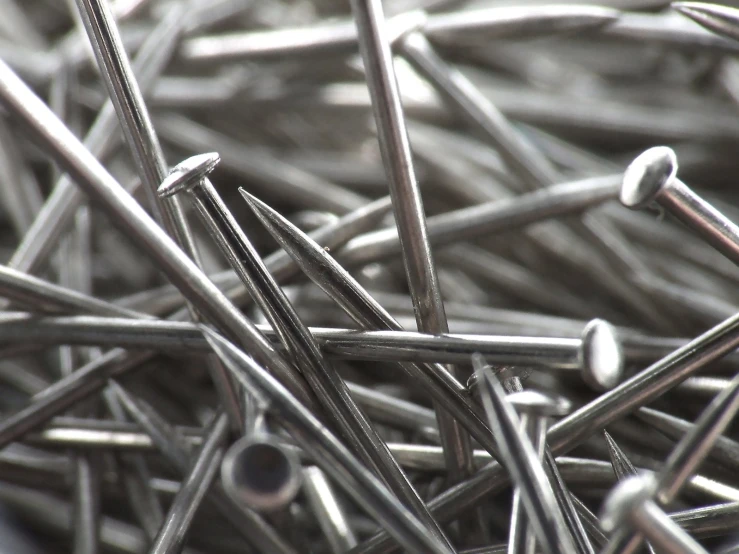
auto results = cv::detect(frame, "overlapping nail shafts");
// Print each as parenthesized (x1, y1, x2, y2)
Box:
(3, 2, 739, 553)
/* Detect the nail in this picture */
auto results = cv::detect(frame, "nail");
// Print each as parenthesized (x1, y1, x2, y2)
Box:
(672, 2, 739, 43)
(303, 466, 358, 553)
(0, 311, 617, 374)
(110, 381, 297, 553)
(337, 175, 621, 268)
(160, 153, 450, 545)
(621, 146, 739, 267)
(473, 354, 576, 554)
(397, 29, 558, 190)
(181, 5, 619, 62)
(0, 265, 149, 318)
(505, 390, 573, 554)
(201, 324, 456, 554)
(221, 434, 302, 512)
(149, 413, 229, 554)
(603, 372, 739, 554)
(8, 3, 189, 275)
(351, 0, 475, 483)
(76, 0, 250, 433)
(241, 190, 499, 458)
(636, 407, 739, 472)
(548, 310, 739, 455)
(601, 474, 709, 554)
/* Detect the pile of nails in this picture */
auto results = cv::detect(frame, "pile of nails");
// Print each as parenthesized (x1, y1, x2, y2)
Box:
(7, 0, 739, 553)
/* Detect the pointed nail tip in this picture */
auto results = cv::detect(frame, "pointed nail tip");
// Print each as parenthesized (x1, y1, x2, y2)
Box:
(238, 188, 271, 217)
(620, 146, 678, 209)
(672, 2, 739, 40)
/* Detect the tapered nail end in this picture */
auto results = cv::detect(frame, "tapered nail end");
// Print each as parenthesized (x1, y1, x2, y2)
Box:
(673, 2, 739, 43)
(620, 146, 677, 209)
(158, 152, 220, 198)
(580, 319, 624, 391)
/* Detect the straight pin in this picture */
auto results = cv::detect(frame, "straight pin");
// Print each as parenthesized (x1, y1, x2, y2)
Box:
(473, 355, 576, 554)
(159, 152, 451, 546)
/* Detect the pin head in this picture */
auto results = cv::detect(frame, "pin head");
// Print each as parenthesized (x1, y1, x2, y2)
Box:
(620, 146, 678, 209)
(600, 474, 656, 532)
(221, 435, 302, 512)
(507, 389, 572, 418)
(580, 319, 624, 391)
(158, 152, 221, 198)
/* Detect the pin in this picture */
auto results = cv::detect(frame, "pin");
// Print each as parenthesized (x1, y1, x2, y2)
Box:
(602, 372, 739, 554)
(149, 413, 229, 554)
(672, 3, 739, 43)
(601, 474, 709, 554)
(159, 153, 451, 546)
(9, 3, 189, 274)
(621, 146, 739, 267)
(473, 355, 576, 554)
(337, 175, 621, 268)
(303, 466, 358, 553)
(221, 434, 302, 512)
(181, 5, 619, 62)
(241, 190, 499, 457)
(506, 390, 573, 554)
(109, 381, 298, 554)
(201, 325, 455, 554)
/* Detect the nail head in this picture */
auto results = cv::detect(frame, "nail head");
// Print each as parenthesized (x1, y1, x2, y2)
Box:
(158, 152, 221, 198)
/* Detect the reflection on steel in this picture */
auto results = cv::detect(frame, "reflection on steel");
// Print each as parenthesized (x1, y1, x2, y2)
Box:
(0, 2, 739, 553)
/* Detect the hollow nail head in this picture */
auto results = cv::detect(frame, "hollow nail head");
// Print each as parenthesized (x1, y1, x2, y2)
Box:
(579, 318, 624, 391)
(620, 146, 678, 210)
(157, 152, 220, 198)
(221, 435, 302, 512)
(600, 474, 656, 532)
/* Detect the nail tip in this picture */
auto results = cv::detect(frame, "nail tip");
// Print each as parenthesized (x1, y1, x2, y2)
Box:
(674, 2, 739, 41)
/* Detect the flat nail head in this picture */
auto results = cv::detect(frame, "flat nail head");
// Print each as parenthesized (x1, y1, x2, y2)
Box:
(507, 390, 572, 418)
(579, 319, 624, 391)
(620, 146, 678, 209)
(600, 474, 656, 532)
(157, 152, 221, 198)
(221, 435, 302, 512)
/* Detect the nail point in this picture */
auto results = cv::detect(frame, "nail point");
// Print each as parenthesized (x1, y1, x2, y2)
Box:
(580, 318, 624, 391)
